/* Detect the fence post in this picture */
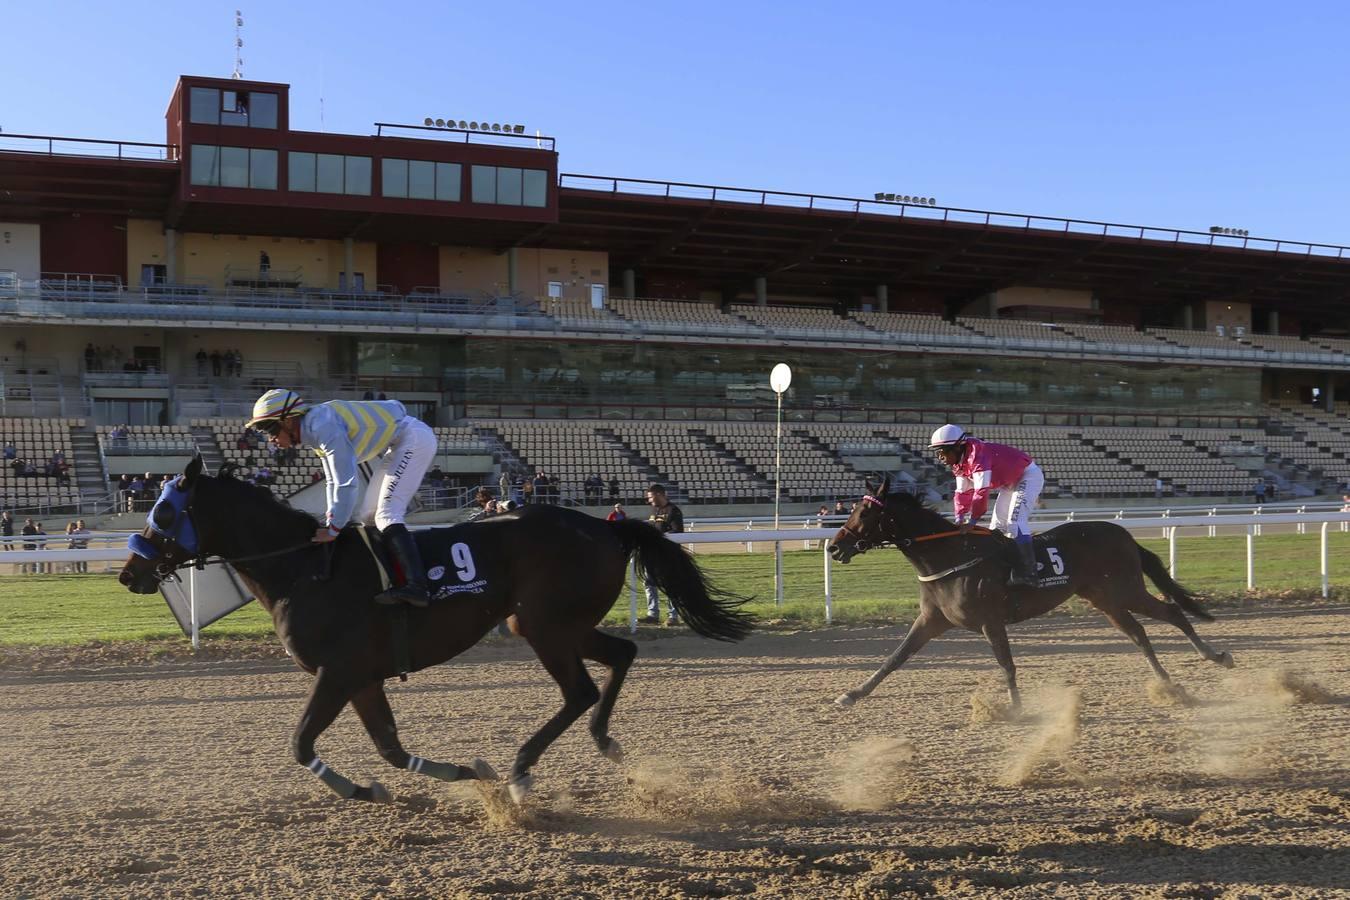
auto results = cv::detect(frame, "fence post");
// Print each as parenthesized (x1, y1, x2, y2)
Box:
(1208, 508, 1217, 538)
(1297, 506, 1307, 536)
(629, 558, 639, 633)
(1321, 522, 1330, 599)
(823, 541, 833, 624)
(1246, 525, 1254, 591)
(774, 541, 783, 607)
(189, 565, 200, 651)
(1168, 526, 1177, 579)
(1161, 509, 1169, 540)
(746, 521, 753, 553)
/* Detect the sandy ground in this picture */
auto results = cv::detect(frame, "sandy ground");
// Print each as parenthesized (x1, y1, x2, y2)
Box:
(1, 604, 1347, 899)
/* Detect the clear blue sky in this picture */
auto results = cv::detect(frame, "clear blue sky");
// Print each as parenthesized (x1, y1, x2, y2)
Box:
(4, 2, 1348, 244)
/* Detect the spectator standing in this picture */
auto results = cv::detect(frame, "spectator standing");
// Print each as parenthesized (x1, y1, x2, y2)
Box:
(606, 503, 626, 522)
(1, 510, 13, 551)
(71, 519, 90, 573)
(259, 250, 271, 276)
(498, 470, 512, 503)
(608, 476, 620, 503)
(2, 442, 14, 460)
(1253, 479, 1267, 505)
(1155, 478, 1164, 500)
(520, 477, 534, 505)
(642, 483, 684, 625)
(210, 349, 222, 377)
(834, 499, 847, 515)
(196, 348, 208, 377)
(21, 518, 38, 574)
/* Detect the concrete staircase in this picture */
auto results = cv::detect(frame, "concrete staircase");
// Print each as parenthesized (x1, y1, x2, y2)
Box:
(68, 422, 112, 514)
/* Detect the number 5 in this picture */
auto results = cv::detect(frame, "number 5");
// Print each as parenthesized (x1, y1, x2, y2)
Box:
(1046, 547, 1064, 575)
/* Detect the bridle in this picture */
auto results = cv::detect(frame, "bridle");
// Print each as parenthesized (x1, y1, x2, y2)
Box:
(836, 493, 994, 554)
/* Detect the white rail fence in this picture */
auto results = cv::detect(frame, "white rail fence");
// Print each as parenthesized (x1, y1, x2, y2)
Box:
(5, 512, 1350, 643)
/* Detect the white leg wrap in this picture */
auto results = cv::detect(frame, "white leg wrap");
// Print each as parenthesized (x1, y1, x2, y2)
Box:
(406, 755, 425, 773)
(307, 757, 329, 778)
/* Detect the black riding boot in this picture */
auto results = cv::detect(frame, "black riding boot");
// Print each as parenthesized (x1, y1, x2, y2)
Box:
(1006, 535, 1038, 589)
(376, 524, 429, 607)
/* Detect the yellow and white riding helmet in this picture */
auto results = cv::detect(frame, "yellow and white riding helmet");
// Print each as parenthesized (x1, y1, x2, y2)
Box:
(245, 389, 310, 429)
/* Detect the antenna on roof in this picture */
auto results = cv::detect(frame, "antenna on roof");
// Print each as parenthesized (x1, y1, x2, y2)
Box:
(232, 10, 245, 80)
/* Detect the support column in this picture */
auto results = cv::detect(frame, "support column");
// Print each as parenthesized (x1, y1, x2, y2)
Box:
(164, 228, 177, 283)
(1326, 373, 1336, 414)
(1181, 304, 1194, 330)
(1268, 309, 1279, 335)
(754, 276, 767, 308)
(622, 268, 636, 299)
(343, 237, 354, 290)
(876, 284, 889, 313)
(506, 247, 519, 295)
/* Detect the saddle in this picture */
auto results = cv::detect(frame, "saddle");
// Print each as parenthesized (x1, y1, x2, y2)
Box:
(355, 524, 490, 603)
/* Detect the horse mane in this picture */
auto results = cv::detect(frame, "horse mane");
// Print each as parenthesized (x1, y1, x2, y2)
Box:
(208, 466, 319, 531)
(885, 489, 955, 531)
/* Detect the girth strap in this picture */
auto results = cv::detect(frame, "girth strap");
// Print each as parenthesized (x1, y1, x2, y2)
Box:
(915, 557, 986, 582)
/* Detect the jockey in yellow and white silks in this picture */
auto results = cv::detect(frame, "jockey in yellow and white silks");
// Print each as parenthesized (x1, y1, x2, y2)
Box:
(246, 390, 437, 606)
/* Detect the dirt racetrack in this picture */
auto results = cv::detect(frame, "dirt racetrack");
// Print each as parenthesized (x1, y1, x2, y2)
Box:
(2, 603, 1347, 899)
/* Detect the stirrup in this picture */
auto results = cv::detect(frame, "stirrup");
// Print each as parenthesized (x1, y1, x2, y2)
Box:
(376, 584, 429, 607)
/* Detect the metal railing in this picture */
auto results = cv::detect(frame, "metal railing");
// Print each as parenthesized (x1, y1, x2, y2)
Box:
(0, 133, 178, 161)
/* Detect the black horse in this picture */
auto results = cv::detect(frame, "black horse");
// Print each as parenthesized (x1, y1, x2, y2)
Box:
(828, 476, 1233, 710)
(120, 457, 751, 804)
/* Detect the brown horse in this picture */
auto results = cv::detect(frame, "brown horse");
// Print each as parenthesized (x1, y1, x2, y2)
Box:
(119, 457, 752, 804)
(828, 476, 1233, 709)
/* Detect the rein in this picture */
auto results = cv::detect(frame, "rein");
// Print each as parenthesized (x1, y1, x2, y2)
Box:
(912, 526, 993, 543)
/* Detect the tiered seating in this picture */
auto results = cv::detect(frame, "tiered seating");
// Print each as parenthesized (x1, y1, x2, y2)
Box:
(485, 421, 647, 502)
(0, 417, 82, 512)
(730, 304, 873, 336)
(1306, 336, 1350, 355)
(1077, 427, 1250, 495)
(97, 424, 197, 455)
(1146, 328, 1243, 352)
(852, 311, 976, 339)
(609, 423, 764, 504)
(703, 423, 860, 500)
(608, 298, 745, 329)
(1237, 334, 1317, 354)
(542, 297, 624, 329)
(1267, 406, 1350, 484)
(200, 418, 324, 495)
(956, 317, 1085, 345)
(1055, 323, 1158, 344)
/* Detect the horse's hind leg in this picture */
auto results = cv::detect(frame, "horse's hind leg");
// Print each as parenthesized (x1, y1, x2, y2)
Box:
(1125, 591, 1234, 668)
(836, 610, 951, 707)
(350, 683, 496, 784)
(293, 669, 388, 802)
(1102, 608, 1172, 681)
(579, 629, 637, 763)
(981, 620, 1021, 710)
(510, 643, 600, 803)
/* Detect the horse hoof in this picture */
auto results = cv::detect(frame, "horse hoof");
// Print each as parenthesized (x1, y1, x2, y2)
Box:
(601, 738, 624, 764)
(507, 774, 533, 805)
(366, 781, 392, 804)
(1216, 651, 1236, 669)
(470, 758, 499, 782)
(834, 692, 857, 708)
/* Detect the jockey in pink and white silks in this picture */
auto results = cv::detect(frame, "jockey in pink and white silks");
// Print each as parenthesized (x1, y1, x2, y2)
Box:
(929, 424, 1044, 588)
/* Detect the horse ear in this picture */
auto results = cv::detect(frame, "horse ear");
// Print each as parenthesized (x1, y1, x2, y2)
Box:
(880, 473, 892, 496)
(864, 477, 875, 496)
(183, 453, 204, 487)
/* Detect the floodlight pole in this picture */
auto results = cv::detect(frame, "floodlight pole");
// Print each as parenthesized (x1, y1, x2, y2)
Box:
(769, 363, 791, 608)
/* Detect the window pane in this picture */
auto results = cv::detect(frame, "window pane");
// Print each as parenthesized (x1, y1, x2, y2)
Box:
(409, 160, 435, 199)
(471, 165, 496, 203)
(250, 92, 278, 129)
(249, 148, 278, 190)
(381, 158, 408, 197)
(189, 144, 219, 185)
(497, 167, 523, 206)
(523, 169, 547, 207)
(189, 88, 219, 125)
(288, 152, 315, 192)
(220, 146, 249, 188)
(316, 154, 344, 193)
(435, 162, 461, 201)
(345, 156, 371, 195)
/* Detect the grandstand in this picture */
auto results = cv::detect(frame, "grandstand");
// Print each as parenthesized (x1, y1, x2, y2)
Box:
(5, 72, 1350, 518)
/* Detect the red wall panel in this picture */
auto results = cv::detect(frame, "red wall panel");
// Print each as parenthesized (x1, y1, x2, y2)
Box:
(376, 242, 439, 294)
(40, 213, 127, 283)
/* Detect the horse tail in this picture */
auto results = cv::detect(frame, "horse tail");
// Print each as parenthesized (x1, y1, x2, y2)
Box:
(1137, 542, 1215, 622)
(611, 519, 754, 641)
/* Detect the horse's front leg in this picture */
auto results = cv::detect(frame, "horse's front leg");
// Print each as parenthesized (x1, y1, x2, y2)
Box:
(293, 668, 389, 802)
(981, 620, 1021, 710)
(350, 683, 497, 784)
(836, 609, 951, 707)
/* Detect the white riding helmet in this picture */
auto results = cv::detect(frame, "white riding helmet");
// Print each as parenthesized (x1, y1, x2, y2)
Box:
(929, 424, 967, 450)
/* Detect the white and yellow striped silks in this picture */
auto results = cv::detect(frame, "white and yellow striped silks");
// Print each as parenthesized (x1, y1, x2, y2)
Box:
(325, 399, 402, 464)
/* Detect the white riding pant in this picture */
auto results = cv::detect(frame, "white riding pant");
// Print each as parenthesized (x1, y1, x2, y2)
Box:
(989, 462, 1043, 539)
(357, 416, 437, 530)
